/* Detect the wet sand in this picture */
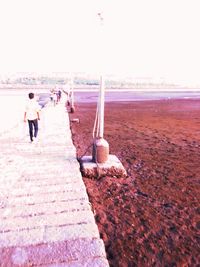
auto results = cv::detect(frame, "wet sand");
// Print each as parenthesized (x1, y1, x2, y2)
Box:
(70, 99, 200, 266)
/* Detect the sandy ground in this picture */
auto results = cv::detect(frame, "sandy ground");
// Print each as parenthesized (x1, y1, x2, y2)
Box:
(70, 99, 200, 267)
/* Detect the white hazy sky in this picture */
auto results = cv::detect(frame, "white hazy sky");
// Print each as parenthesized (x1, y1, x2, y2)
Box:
(0, 0, 200, 84)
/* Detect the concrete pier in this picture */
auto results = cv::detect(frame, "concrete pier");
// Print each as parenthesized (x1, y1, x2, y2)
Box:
(0, 104, 109, 266)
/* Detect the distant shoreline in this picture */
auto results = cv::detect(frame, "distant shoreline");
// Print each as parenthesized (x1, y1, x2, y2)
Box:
(0, 84, 200, 92)
(1, 88, 200, 102)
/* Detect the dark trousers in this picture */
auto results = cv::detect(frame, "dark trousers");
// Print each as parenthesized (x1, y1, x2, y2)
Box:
(28, 119, 38, 141)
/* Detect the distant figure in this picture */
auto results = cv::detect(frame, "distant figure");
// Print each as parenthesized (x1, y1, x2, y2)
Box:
(58, 90, 62, 102)
(62, 89, 70, 106)
(50, 91, 54, 102)
(24, 92, 40, 143)
(53, 92, 57, 106)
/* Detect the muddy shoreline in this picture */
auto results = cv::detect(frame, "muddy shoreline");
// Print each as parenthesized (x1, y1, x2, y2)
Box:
(70, 99, 200, 266)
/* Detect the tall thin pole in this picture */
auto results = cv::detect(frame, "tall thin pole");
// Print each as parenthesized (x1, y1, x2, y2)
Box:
(92, 11, 109, 164)
(98, 12, 105, 139)
(99, 75, 105, 138)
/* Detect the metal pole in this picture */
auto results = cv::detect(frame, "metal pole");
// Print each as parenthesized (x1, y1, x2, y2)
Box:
(98, 12, 104, 138)
(92, 11, 109, 164)
(99, 75, 104, 138)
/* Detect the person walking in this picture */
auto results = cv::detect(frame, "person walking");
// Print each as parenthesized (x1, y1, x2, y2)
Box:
(24, 92, 40, 143)
(53, 92, 57, 106)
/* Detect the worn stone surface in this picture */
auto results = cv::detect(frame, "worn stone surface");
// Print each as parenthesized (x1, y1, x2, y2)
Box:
(0, 238, 108, 266)
(80, 155, 127, 178)
(0, 104, 109, 266)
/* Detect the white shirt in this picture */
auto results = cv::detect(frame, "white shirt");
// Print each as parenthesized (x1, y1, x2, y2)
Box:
(53, 93, 57, 100)
(25, 99, 40, 120)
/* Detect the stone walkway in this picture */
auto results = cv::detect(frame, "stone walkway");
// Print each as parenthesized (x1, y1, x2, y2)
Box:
(0, 104, 109, 266)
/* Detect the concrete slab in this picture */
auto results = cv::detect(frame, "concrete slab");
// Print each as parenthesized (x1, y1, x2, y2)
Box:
(0, 238, 108, 266)
(0, 104, 109, 266)
(80, 155, 127, 178)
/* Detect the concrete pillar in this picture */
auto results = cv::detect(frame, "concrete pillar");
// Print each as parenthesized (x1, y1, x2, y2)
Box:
(93, 138, 109, 164)
(93, 76, 109, 164)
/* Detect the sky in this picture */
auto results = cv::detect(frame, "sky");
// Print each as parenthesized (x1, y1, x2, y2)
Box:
(0, 0, 200, 85)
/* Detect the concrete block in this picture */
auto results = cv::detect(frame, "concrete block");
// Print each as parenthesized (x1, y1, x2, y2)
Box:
(43, 223, 100, 242)
(0, 228, 44, 247)
(1, 199, 91, 219)
(0, 238, 109, 266)
(0, 209, 96, 233)
(80, 155, 127, 178)
(10, 192, 88, 207)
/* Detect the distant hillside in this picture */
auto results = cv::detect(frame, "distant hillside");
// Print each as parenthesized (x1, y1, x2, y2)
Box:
(0, 73, 199, 90)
